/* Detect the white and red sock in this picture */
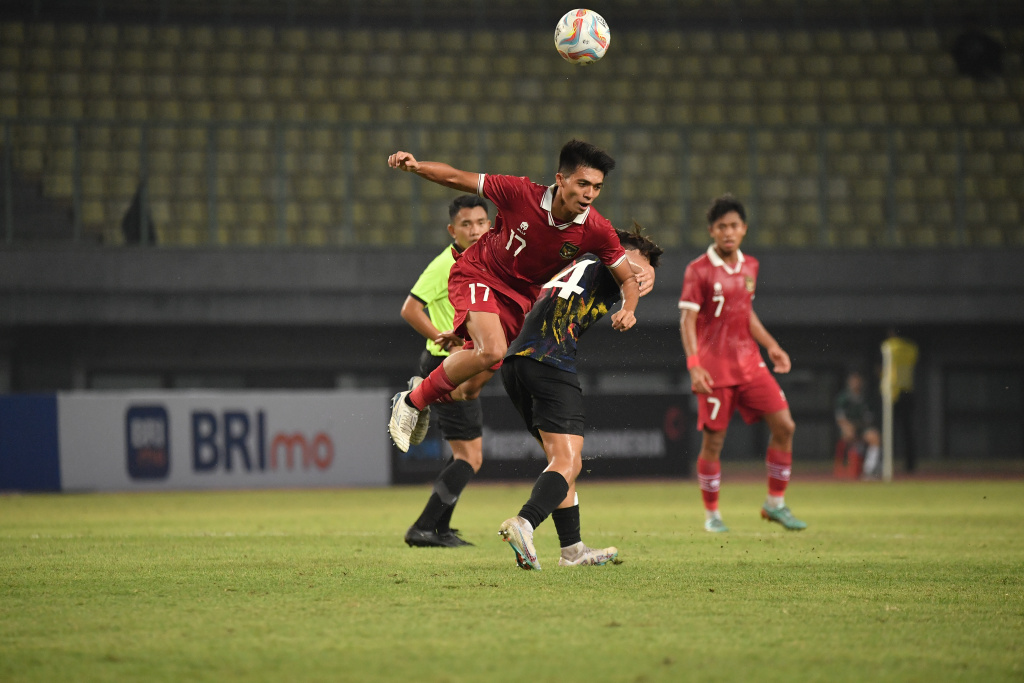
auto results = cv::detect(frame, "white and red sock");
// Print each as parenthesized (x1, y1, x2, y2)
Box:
(697, 457, 721, 518)
(766, 447, 792, 507)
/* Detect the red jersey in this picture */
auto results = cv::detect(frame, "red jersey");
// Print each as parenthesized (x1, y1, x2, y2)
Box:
(679, 246, 765, 387)
(453, 173, 627, 311)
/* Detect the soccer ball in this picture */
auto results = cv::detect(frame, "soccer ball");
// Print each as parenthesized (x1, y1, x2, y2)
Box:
(554, 9, 610, 66)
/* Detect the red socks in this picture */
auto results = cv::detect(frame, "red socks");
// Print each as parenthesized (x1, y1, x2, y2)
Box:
(766, 447, 792, 497)
(697, 457, 721, 511)
(408, 363, 458, 410)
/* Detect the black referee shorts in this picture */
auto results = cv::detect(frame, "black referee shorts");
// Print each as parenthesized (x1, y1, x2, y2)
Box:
(500, 355, 585, 440)
(417, 350, 483, 441)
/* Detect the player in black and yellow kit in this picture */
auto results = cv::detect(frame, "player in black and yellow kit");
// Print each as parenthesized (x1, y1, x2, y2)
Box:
(401, 195, 491, 548)
(498, 224, 663, 570)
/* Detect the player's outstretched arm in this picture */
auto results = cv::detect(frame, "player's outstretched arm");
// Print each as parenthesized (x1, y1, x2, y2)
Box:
(608, 259, 640, 331)
(387, 151, 480, 194)
(749, 309, 791, 373)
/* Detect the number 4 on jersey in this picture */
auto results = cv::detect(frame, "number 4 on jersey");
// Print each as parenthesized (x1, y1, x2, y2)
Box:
(542, 260, 593, 300)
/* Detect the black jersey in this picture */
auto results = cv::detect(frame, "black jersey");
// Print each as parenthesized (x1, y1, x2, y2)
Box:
(505, 255, 621, 373)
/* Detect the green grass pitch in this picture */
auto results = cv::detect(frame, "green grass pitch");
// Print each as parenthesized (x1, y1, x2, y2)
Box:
(2, 479, 1022, 682)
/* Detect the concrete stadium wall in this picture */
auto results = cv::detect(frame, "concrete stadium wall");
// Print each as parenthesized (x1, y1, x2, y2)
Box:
(0, 246, 1021, 327)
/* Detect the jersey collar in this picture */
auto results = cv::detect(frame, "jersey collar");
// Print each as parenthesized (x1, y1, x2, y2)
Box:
(706, 244, 745, 274)
(541, 185, 589, 230)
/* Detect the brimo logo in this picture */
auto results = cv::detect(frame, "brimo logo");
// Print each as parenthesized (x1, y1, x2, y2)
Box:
(126, 405, 170, 480)
(191, 410, 334, 473)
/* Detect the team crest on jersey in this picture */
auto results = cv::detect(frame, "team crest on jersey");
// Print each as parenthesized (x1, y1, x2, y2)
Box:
(744, 275, 755, 293)
(559, 242, 580, 259)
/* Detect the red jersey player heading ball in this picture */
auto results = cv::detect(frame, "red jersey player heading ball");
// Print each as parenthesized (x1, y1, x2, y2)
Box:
(679, 194, 807, 532)
(387, 139, 649, 452)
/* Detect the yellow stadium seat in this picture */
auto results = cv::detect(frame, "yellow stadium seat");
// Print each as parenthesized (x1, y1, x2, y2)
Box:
(892, 104, 922, 125)
(1, 21, 25, 45)
(210, 50, 240, 74)
(988, 101, 1020, 125)
(81, 200, 105, 226)
(909, 29, 941, 52)
(719, 31, 747, 53)
(115, 73, 145, 99)
(118, 48, 147, 72)
(28, 22, 56, 45)
(922, 103, 952, 125)
(880, 29, 910, 52)
(814, 30, 843, 53)
(847, 30, 877, 52)
(770, 55, 799, 78)
(239, 100, 272, 121)
(746, 30, 777, 53)
(689, 31, 717, 53)
(153, 25, 182, 48)
(232, 174, 263, 200)
(43, 173, 73, 199)
(182, 25, 213, 50)
(146, 174, 173, 199)
(54, 46, 83, 70)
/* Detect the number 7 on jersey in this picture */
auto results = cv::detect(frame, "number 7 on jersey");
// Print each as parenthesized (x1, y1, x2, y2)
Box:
(505, 232, 526, 256)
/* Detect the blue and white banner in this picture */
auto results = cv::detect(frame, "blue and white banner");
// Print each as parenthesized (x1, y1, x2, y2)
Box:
(0, 390, 390, 492)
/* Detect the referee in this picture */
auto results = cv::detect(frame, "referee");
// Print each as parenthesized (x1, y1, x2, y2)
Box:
(401, 195, 491, 547)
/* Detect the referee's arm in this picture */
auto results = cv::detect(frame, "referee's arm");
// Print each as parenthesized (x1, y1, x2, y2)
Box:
(400, 294, 443, 344)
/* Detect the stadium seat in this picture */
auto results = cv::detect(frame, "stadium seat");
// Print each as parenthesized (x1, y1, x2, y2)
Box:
(3, 19, 1021, 250)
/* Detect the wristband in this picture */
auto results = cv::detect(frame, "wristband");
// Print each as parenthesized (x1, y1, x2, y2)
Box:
(686, 355, 701, 370)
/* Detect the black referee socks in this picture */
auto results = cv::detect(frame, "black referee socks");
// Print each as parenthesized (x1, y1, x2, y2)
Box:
(414, 457, 475, 532)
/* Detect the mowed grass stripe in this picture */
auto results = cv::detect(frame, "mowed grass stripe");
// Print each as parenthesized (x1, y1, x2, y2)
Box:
(1, 481, 1022, 683)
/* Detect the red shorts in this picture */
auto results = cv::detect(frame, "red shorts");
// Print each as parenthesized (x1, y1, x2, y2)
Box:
(448, 265, 531, 348)
(696, 364, 789, 431)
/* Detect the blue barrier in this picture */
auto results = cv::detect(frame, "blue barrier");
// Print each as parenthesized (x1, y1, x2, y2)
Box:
(0, 394, 61, 491)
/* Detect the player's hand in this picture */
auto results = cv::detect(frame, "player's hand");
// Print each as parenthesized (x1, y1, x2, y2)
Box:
(689, 367, 714, 394)
(611, 309, 636, 331)
(768, 345, 791, 373)
(628, 259, 656, 297)
(388, 151, 419, 172)
(435, 330, 465, 351)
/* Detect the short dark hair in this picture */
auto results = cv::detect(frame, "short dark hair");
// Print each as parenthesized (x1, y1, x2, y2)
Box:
(448, 194, 488, 221)
(616, 222, 664, 269)
(705, 194, 746, 225)
(558, 139, 616, 177)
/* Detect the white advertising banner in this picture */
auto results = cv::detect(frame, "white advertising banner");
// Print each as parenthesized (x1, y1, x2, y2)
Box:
(57, 390, 390, 491)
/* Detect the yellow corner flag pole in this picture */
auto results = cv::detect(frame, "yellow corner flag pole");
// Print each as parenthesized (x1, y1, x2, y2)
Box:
(880, 335, 918, 483)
